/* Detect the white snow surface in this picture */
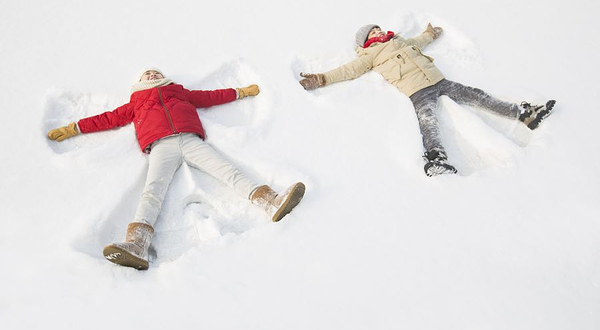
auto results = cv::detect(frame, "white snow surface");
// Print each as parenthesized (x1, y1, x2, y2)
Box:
(1, 0, 599, 329)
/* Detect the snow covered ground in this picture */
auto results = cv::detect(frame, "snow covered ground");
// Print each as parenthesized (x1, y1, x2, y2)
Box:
(1, 0, 599, 329)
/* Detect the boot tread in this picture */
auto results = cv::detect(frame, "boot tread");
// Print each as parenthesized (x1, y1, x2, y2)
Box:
(103, 245, 149, 270)
(272, 182, 306, 222)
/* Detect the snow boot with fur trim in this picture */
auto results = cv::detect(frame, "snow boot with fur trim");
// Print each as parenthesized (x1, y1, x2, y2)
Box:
(251, 183, 305, 222)
(103, 222, 154, 270)
(518, 100, 556, 130)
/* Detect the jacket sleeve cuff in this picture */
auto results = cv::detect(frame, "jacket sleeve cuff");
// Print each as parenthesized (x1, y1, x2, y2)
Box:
(323, 72, 334, 86)
(422, 32, 435, 43)
(76, 120, 84, 133)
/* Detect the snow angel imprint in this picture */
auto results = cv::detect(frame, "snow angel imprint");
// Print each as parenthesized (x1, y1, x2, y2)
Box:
(299, 23, 556, 177)
(48, 68, 306, 270)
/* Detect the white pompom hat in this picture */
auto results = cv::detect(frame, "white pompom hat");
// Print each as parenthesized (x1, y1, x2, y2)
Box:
(137, 67, 166, 81)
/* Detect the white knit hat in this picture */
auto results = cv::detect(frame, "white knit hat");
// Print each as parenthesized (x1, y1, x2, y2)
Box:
(355, 24, 379, 47)
(138, 67, 166, 81)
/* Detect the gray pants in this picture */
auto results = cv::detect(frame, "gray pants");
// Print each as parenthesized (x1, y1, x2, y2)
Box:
(409, 79, 521, 153)
(133, 133, 260, 226)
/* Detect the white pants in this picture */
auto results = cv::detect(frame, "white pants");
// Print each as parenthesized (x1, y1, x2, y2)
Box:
(133, 133, 260, 226)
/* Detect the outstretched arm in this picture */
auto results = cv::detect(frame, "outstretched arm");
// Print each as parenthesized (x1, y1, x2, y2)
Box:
(188, 84, 259, 108)
(402, 23, 443, 49)
(48, 102, 135, 142)
(299, 54, 374, 90)
(77, 103, 135, 133)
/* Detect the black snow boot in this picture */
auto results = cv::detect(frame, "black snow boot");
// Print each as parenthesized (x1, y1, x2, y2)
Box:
(423, 149, 457, 177)
(518, 100, 556, 130)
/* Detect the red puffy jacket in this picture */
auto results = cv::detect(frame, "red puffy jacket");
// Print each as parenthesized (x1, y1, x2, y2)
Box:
(78, 84, 237, 152)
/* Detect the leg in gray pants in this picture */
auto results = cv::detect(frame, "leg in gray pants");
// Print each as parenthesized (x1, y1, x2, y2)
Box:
(409, 79, 521, 155)
(438, 79, 520, 119)
(409, 83, 444, 154)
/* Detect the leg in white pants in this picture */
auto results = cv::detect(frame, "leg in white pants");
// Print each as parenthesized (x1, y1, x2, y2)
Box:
(133, 135, 183, 226)
(180, 133, 259, 200)
(133, 133, 259, 227)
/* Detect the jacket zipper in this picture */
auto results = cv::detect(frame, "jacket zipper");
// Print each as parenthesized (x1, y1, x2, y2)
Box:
(157, 86, 177, 134)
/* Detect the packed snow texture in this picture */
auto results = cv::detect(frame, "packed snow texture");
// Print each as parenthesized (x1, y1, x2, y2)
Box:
(1, 0, 599, 329)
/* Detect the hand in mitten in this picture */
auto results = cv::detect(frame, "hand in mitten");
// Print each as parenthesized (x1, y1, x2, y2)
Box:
(236, 84, 260, 99)
(424, 23, 443, 39)
(299, 73, 326, 90)
(48, 122, 79, 142)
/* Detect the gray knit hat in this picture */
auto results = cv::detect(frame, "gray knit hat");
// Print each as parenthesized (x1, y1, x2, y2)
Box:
(355, 24, 379, 47)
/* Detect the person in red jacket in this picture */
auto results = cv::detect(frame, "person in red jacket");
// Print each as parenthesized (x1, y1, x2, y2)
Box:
(48, 68, 305, 270)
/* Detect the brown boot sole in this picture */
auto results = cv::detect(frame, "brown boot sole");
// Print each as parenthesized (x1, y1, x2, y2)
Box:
(272, 182, 306, 222)
(103, 245, 149, 270)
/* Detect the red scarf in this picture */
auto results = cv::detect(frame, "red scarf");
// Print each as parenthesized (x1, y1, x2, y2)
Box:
(363, 31, 395, 48)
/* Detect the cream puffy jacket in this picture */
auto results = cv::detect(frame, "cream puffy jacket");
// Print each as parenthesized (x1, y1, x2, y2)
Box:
(323, 32, 444, 97)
